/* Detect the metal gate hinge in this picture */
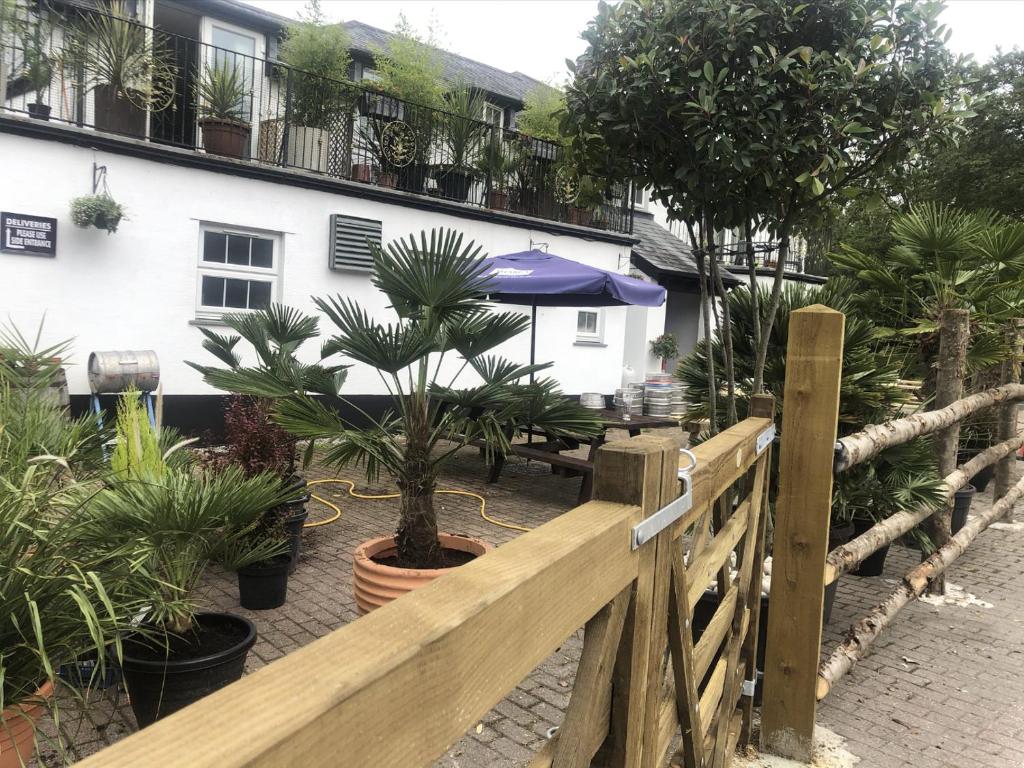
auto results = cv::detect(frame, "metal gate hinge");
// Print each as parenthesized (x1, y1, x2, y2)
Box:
(631, 450, 696, 549)
(756, 424, 776, 455)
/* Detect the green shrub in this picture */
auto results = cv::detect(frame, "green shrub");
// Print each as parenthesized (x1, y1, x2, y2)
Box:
(70, 194, 125, 234)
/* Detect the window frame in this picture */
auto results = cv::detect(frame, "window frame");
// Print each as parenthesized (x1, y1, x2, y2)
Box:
(575, 308, 604, 344)
(195, 223, 281, 320)
(482, 102, 504, 129)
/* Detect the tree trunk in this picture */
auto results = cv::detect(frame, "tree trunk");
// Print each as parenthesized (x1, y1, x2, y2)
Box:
(708, 221, 737, 426)
(817, 473, 1024, 701)
(752, 222, 791, 394)
(835, 383, 1024, 472)
(995, 319, 1023, 518)
(395, 393, 442, 568)
(687, 220, 718, 434)
(824, 434, 1024, 583)
(926, 308, 969, 594)
(744, 218, 760, 354)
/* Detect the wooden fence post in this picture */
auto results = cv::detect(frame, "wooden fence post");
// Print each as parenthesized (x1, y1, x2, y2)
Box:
(995, 318, 1023, 518)
(589, 434, 681, 768)
(760, 305, 844, 763)
(928, 308, 970, 593)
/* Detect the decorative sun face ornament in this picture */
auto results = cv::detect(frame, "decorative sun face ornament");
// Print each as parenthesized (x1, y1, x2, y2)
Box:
(381, 120, 416, 168)
(555, 166, 581, 204)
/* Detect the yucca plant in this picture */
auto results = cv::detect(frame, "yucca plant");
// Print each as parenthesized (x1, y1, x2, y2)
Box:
(0, 335, 146, 757)
(77, 392, 292, 635)
(678, 281, 946, 528)
(223, 229, 602, 568)
(195, 61, 248, 122)
(441, 86, 488, 170)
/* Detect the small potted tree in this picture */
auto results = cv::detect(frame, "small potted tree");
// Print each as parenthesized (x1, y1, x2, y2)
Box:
(476, 131, 514, 210)
(435, 87, 488, 202)
(196, 61, 251, 159)
(650, 333, 678, 372)
(20, 19, 53, 120)
(232, 229, 602, 613)
(278, 4, 353, 173)
(187, 304, 347, 572)
(80, 392, 292, 726)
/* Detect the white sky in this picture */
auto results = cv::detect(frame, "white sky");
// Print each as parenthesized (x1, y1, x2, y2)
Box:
(243, 0, 1024, 85)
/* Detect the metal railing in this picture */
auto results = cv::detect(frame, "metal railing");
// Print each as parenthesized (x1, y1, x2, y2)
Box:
(1, 3, 633, 234)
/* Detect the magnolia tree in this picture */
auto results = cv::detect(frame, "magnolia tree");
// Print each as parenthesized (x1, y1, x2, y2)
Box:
(563, 0, 968, 423)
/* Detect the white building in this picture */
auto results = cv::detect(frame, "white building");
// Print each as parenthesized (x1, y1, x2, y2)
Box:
(0, 0, 638, 431)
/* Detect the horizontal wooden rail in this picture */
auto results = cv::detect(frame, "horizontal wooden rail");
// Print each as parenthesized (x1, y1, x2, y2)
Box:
(834, 383, 1024, 473)
(818, 473, 1024, 700)
(75, 498, 644, 768)
(824, 433, 1024, 584)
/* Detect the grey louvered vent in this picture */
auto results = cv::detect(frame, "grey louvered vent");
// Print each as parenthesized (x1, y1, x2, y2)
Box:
(329, 214, 382, 272)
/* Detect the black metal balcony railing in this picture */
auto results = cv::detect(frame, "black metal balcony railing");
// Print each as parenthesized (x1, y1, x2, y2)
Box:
(724, 241, 803, 274)
(1, 5, 633, 234)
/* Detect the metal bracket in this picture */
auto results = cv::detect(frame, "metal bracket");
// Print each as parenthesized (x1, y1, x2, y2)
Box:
(756, 424, 776, 455)
(631, 449, 696, 550)
(741, 678, 757, 697)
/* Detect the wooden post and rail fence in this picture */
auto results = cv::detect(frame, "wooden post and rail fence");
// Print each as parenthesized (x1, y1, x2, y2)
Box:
(760, 306, 1024, 761)
(71, 304, 1023, 766)
(79, 402, 779, 766)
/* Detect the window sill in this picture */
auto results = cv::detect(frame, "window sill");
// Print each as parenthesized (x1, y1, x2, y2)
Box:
(574, 340, 607, 348)
(189, 318, 230, 327)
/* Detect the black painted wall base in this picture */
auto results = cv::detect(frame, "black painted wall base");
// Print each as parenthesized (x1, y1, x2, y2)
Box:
(69, 394, 394, 442)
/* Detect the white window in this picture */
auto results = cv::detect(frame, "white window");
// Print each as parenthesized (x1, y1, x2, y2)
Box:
(196, 224, 279, 319)
(482, 102, 504, 129)
(576, 309, 604, 344)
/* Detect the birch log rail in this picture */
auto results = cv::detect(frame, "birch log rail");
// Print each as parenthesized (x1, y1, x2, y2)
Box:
(817, 473, 1024, 701)
(833, 383, 1024, 473)
(824, 434, 1024, 584)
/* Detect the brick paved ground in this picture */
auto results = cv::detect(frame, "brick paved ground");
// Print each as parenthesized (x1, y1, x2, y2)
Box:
(32, 437, 1024, 768)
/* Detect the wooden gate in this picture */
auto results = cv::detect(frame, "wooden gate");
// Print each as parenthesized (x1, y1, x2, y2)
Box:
(78, 406, 775, 768)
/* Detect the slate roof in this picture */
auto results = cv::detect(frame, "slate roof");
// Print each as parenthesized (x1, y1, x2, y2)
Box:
(342, 21, 552, 106)
(630, 211, 741, 286)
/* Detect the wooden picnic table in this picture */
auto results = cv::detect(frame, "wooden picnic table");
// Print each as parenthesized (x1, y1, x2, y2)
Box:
(479, 409, 680, 504)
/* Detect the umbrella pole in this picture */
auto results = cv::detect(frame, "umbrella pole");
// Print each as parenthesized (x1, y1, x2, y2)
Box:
(528, 300, 537, 446)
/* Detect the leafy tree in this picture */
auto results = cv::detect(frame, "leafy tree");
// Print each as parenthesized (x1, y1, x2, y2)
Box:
(373, 12, 445, 109)
(564, 0, 968, 410)
(515, 84, 565, 142)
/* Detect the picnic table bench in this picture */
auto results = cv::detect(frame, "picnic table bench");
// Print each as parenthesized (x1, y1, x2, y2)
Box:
(474, 410, 680, 505)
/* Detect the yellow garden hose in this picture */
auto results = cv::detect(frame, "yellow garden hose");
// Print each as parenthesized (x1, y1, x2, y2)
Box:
(304, 479, 531, 533)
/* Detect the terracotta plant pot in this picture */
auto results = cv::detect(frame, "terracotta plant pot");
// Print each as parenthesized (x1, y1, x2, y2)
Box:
(200, 117, 251, 159)
(487, 190, 509, 211)
(377, 171, 398, 189)
(351, 163, 373, 183)
(352, 533, 492, 615)
(0, 681, 53, 768)
(568, 206, 593, 227)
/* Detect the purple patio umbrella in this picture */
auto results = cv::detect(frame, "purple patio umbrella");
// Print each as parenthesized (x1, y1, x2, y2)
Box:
(479, 248, 666, 381)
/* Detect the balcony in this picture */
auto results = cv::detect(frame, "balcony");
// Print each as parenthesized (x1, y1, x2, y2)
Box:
(1, 4, 634, 235)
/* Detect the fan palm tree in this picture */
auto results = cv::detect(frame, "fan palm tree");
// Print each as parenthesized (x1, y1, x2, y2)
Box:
(678, 281, 946, 527)
(224, 228, 603, 568)
(831, 202, 1024, 385)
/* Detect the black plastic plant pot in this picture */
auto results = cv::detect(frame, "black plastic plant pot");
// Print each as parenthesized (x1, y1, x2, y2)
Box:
(850, 516, 890, 577)
(282, 484, 311, 573)
(952, 485, 976, 535)
(972, 464, 995, 493)
(238, 554, 291, 610)
(121, 612, 256, 728)
(27, 103, 51, 120)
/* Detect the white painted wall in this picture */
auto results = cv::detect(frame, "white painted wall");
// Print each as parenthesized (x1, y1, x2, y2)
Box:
(0, 132, 631, 397)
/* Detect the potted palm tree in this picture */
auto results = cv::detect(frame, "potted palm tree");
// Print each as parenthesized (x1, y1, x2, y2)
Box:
(196, 61, 251, 159)
(236, 229, 602, 613)
(476, 132, 514, 210)
(187, 304, 347, 572)
(67, 1, 176, 137)
(79, 392, 292, 727)
(20, 19, 53, 120)
(436, 87, 488, 202)
(0, 328, 142, 767)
